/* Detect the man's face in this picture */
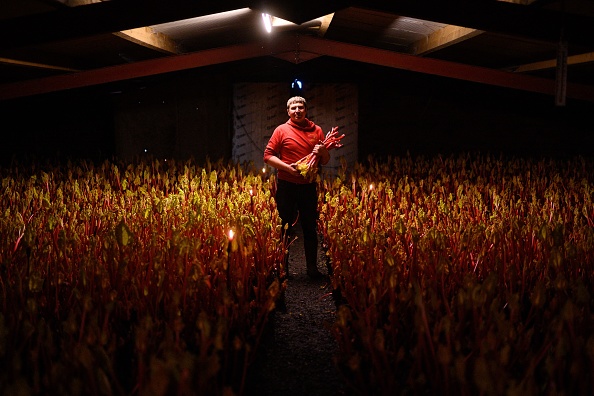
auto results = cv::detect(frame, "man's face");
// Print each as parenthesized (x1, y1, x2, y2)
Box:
(287, 102, 307, 123)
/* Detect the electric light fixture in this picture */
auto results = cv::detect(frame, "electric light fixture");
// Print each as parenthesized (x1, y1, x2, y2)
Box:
(262, 13, 272, 33)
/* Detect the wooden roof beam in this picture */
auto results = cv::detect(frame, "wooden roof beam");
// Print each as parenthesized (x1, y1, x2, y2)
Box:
(1, 35, 593, 102)
(0, 57, 80, 72)
(0, 39, 275, 100)
(300, 35, 594, 102)
(512, 51, 594, 72)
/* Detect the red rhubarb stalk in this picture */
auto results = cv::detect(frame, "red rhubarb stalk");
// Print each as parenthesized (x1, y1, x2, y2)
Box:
(295, 126, 345, 182)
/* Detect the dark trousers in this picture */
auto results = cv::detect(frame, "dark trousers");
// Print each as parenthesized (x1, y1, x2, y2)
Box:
(275, 179, 319, 274)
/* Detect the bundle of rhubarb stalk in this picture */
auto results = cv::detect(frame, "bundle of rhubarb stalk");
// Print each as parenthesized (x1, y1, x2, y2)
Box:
(295, 126, 345, 182)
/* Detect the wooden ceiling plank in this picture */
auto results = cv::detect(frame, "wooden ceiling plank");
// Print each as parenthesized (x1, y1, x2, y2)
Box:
(498, 0, 537, 5)
(0, 57, 80, 72)
(114, 27, 181, 54)
(0, 0, 251, 50)
(412, 25, 483, 55)
(3, 0, 594, 50)
(317, 13, 335, 37)
(355, 0, 592, 47)
(55, 0, 182, 54)
(56, 0, 103, 6)
(410, 0, 539, 56)
(513, 51, 594, 72)
(249, 0, 350, 25)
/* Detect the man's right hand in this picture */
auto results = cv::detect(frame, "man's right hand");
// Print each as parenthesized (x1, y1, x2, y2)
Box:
(287, 163, 301, 177)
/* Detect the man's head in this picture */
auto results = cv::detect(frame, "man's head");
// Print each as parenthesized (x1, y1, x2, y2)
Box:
(287, 96, 307, 110)
(287, 96, 308, 125)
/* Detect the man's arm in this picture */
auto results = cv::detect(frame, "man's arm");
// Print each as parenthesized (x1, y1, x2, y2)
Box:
(313, 144, 330, 165)
(265, 155, 301, 178)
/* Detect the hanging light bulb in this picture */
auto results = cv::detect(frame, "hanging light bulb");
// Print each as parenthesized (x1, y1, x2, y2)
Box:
(262, 13, 272, 33)
(291, 78, 303, 95)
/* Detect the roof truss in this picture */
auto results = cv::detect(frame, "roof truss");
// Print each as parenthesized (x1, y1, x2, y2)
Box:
(1, 34, 592, 102)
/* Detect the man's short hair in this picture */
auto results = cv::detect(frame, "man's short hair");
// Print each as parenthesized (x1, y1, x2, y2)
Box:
(287, 96, 307, 109)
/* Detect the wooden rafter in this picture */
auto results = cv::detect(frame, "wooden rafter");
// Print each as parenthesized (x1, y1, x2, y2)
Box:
(0, 57, 79, 72)
(1, 35, 593, 102)
(0, 40, 272, 100)
(512, 52, 594, 72)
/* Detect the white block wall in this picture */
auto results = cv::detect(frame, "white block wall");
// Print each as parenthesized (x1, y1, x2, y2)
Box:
(232, 82, 358, 177)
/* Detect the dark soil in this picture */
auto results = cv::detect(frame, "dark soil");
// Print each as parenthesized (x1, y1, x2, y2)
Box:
(244, 225, 348, 396)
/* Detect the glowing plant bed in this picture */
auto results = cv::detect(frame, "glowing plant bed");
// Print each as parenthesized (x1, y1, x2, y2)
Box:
(319, 153, 594, 395)
(0, 158, 285, 395)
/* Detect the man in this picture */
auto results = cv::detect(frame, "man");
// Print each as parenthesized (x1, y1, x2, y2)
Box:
(264, 96, 329, 279)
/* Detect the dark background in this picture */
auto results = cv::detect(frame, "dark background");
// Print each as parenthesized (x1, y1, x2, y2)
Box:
(2, 56, 592, 166)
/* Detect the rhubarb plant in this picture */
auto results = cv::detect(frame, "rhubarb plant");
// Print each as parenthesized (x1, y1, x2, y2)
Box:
(319, 153, 594, 395)
(295, 126, 345, 182)
(0, 158, 286, 396)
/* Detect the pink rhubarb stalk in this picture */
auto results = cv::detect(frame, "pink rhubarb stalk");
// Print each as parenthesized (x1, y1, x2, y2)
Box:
(295, 126, 345, 182)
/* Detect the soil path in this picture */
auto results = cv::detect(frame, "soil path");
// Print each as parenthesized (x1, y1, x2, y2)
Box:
(245, 225, 348, 396)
